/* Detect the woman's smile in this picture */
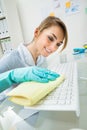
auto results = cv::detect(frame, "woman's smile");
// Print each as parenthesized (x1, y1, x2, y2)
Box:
(45, 47, 52, 54)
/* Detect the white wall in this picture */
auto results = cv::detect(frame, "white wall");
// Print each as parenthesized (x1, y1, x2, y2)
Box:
(64, 0, 87, 52)
(16, 0, 46, 43)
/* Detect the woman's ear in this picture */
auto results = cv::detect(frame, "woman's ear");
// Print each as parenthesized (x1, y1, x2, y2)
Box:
(34, 28, 40, 38)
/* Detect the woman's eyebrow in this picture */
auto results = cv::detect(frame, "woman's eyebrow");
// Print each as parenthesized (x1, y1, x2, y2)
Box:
(51, 33, 63, 44)
(51, 33, 57, 40)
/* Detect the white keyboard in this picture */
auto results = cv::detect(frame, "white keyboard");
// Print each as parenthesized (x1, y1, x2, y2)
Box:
(25, 62, 80, 117)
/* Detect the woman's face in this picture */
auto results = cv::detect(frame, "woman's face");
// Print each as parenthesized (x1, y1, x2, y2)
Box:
(34, 25, 64, 57)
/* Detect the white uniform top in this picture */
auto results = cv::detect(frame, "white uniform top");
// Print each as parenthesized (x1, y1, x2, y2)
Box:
(0, 43, 46, 73)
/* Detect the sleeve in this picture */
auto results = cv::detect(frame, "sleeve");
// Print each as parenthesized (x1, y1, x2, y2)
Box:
(0, 54, 10, 73)
(0, 70, 15, 92)
(0, 50, 25, 73)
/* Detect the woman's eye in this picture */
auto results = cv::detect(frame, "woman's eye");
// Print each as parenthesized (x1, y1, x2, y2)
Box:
(48, 36, 54, 41)
(56, 43, 61, 46)
(56, 42, 63, 47)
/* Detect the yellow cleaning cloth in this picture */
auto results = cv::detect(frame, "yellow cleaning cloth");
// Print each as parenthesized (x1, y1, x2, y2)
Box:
(7, 76, 65, 106)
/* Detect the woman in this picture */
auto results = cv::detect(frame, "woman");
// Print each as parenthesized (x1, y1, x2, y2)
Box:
(0, 16, 68, 92)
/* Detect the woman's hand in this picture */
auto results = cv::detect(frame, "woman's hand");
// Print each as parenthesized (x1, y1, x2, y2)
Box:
(11, 66, 60, 83)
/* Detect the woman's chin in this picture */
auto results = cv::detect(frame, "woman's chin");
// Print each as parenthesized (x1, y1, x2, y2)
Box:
(42, 53, 50, 57)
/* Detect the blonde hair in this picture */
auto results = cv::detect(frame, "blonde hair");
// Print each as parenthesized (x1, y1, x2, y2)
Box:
(37, 16, 68, 51)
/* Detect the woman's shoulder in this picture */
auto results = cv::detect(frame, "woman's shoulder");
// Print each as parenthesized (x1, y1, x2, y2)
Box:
(0, 49, 24, 73)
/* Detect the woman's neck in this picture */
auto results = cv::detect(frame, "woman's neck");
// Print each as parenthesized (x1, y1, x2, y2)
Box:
(27, 42, 39, 64)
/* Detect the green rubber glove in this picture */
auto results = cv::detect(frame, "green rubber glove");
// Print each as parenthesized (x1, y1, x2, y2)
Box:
(0, 66, 60, 92)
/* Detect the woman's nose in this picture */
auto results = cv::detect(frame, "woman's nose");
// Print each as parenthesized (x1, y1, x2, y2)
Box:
(49, 44, 57, 52)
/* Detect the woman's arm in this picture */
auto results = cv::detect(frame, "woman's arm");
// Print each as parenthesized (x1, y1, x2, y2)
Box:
(0, 50, 25, 73)
(0, 66, 59, 92)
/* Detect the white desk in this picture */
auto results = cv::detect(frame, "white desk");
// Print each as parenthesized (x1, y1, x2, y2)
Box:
(0, 57, 87, 130)
(35, 58, 87, 130)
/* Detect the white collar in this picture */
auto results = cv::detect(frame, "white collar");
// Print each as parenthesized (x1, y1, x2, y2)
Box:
(17, 43, 45, 66)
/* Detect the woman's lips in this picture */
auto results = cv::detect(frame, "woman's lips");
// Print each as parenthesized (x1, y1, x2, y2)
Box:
(45, 47, 52, 54)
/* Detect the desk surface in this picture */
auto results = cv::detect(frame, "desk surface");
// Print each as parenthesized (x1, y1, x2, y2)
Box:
(0, 58, 87, 130)
(31, 59, 87, 130)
